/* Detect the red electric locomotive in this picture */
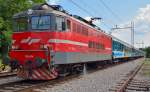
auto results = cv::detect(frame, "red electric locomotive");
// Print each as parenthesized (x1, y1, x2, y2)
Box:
(9, 3, 112, 80)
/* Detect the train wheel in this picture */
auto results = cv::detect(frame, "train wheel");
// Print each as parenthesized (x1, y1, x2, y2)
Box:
(57, 65, 71, 77)
(72, 64, 84, 74)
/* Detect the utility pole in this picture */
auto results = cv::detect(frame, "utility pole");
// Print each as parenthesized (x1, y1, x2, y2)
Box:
(131, 22, 134, 48)
(110, 21, 134, 47)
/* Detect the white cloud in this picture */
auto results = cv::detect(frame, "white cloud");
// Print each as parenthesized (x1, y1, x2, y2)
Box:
(112, 4, 150, 48)
(135, 5, 150, 23)
(133, 4, 150, 48)
(47, 0, 61, 5)
(84, 17, 91, 21)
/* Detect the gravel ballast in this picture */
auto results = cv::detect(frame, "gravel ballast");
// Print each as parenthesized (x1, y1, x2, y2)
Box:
(32, 59, 144, 92)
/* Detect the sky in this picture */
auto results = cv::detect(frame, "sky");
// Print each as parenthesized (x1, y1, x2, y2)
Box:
(47, 0, 150, 48)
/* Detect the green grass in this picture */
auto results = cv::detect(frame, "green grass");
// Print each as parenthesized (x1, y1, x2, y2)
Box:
(141, 59, 150, 77)
(0, 59, 2, 65)
(0, 59, 4, 71)
(0, 59, 11, 72)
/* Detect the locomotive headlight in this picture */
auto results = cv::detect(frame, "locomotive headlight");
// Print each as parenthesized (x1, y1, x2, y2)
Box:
(12, 45, 19, 50)
(27, 9, 33, 15)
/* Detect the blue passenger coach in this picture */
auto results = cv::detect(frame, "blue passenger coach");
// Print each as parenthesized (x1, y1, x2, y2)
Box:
(112, 36, 145, 62)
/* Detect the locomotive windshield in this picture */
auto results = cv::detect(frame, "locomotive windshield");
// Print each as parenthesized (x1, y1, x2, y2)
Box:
(14, 15, 51, 32)
(15, 17, 28, 32)
(14, 14, 67, 32)
(31, 15, 51, 30)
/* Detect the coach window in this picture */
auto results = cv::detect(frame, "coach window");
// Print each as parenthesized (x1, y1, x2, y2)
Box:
(56, 16, 66, 31)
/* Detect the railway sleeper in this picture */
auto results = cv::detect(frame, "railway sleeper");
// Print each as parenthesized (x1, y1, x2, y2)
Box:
(126, 86, 149, 91)
(128, 85, 150, 89)
(129, 82, 150, 86)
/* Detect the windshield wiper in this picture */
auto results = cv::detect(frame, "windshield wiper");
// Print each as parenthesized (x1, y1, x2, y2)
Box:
(37, 14, 42, 29)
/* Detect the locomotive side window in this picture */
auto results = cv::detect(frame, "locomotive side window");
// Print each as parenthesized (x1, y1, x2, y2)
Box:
(56, 16, 66, 31)
(31, 15, 51, 30)
(67, 20, 71, 30)
(88, 41, 105, 49)
(72, 22, 88, 36)
(72, 23, 77, 32)
(82, 27, 88, 36)
(15, 17, 28, 32)
(77, 24, 81, 33)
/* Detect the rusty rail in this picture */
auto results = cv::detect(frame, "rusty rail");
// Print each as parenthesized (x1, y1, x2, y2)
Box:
(0, 72, 16, 78)
(116, 62, 144, 92)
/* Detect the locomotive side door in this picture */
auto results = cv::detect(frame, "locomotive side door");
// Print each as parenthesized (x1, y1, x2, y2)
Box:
(47, 45, 55, 68)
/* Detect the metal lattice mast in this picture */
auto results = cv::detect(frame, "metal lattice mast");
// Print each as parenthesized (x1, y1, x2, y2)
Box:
(110, 21, 134, 47)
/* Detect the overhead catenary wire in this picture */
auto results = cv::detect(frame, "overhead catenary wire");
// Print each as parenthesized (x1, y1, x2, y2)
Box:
(68, 0, 111, 29)
(69, 0, 94, 16)
(80, 0, 103, 17)
(97, 0, 122, 22)
(80, 0, 112, 29)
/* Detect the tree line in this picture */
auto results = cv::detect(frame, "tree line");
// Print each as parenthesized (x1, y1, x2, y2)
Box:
(143, 47, 150, 58)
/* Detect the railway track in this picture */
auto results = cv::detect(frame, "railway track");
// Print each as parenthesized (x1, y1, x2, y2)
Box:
(0, 60, 123, 92)
(126, 79, 150, 92)
(0, 64, 107, 92)
(0, 73, 82, 92)
(109, 60, 150, 92)
(0, 58, 143, 92)
(0, 71, 16, 79)
(0, 71, 23, 86)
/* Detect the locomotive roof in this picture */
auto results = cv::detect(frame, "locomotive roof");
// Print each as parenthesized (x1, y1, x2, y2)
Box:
(13, 3, 110, 36)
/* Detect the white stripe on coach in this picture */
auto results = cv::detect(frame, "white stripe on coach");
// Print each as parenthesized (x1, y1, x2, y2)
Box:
(49, 39, 88, 47)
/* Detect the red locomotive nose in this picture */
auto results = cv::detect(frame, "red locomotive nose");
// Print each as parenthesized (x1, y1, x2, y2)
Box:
(12, 32, 42, 50)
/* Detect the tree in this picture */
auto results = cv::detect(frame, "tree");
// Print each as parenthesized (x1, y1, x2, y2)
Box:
(0, 0, 46, 59)
(143, 47, 150, 58)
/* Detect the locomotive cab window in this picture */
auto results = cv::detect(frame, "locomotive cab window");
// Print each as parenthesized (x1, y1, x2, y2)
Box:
(31, 15, 51, 30)
(56, 16, 66, 31)
(14, 17, 28, 32)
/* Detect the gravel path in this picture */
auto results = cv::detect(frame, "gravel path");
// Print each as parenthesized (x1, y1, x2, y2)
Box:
(31, 59, 144, 92)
